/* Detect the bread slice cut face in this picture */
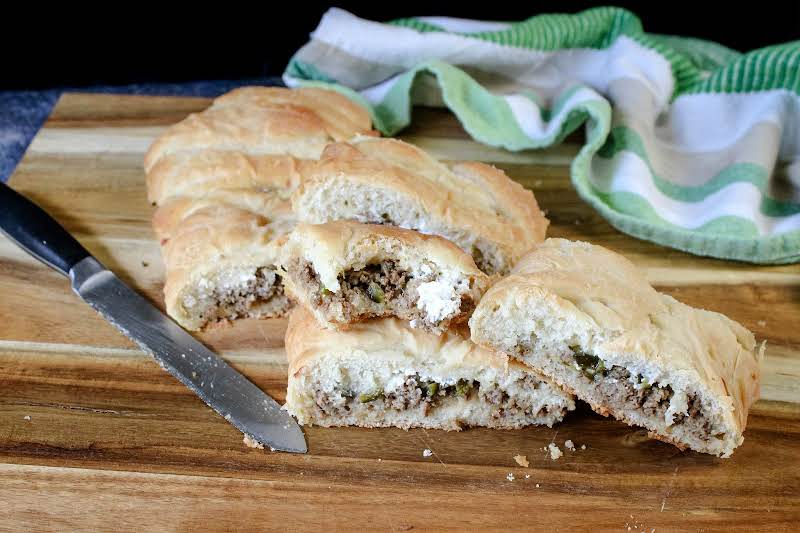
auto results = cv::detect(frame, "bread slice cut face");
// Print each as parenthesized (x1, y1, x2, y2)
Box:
(278, 221, 489, 335)
(470, 239, 762, 457)
(285, 307, 575, 430)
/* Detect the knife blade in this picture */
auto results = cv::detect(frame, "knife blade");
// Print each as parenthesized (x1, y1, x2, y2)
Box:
(0, 182, 306, 453)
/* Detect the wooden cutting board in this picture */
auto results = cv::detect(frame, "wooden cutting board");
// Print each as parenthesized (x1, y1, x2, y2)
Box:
(1, 93, 798, 531)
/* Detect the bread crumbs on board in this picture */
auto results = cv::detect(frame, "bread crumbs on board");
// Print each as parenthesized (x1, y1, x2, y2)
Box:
(423, 449, 433, 457)
(546, 443, 563, 460)
(513, 454, 529, 467)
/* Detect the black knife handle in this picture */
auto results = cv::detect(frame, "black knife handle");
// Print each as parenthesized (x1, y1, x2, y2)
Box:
(0, 182, 91, 277)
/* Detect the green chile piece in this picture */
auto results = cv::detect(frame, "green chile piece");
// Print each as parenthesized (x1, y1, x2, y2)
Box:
(367, 282, 384, 303)
(571, 347, 607, 379)
(455, 379, 473, 397)
(359, 389, 383, 403)
(426, 382, 439, 397)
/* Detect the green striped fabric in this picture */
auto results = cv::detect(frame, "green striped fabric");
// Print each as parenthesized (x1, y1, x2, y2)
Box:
(390, 8, 705, 93)
(285, 7, 800, 264)
(689, 42, 800, 94)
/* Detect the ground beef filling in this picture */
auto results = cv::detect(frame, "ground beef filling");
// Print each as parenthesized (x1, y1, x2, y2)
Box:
(290, 259, 454, 324)
(197, 267, 284, 323)
(561, 348, 715, 441)
(313, 374, 550, 420)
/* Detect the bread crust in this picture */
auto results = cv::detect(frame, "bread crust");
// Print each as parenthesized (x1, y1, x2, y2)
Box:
(292, 137, 549, 274)
(144, 87, 375, 172)
(146, 150, 307, 206)
(144, 86, 376, 330)
(213, 87, 373, 143)
(278, 221, 490, 333)
(285, 307, 509, 378)
(285, 220, 484, 274)
(279, 220, 488, 293)
(162, 205, 292, 330)
(470, 238, 762, 456)
(285, 307, 575, 429)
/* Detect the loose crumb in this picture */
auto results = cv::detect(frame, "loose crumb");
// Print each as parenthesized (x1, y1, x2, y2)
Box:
(423, 449, 433, 457)
(536, 483, 540, 488)
(23, 415, 31, 421)
(243, 434, 264, 449)
(377, 458, 382, 462)
(564, 440, 575, 451)
(513, 454, 529, 468)
(757, 320, 767, 327)
(506, 473, 515, 482)
(547, 443, 563, 460)
(581, 444, 587, 450)
(525, 474, 530, 479)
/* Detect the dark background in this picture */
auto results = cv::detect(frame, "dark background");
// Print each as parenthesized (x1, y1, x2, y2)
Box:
(3, 2, 798, 90)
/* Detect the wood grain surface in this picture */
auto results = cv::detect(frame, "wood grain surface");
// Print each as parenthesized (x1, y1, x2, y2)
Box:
(0, 93, 798, 532)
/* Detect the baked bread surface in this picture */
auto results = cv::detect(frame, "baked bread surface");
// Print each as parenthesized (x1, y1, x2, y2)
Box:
(292, 137, 548, 274)
(285, 307, 575, 429)
(470, 238, 762, 457)
(146, 150, 306, 207)
(278, 221, 490, 334)
(144, 86, 374, 172)
(145, 86, 378, 329)
(162, 205, 293, 330)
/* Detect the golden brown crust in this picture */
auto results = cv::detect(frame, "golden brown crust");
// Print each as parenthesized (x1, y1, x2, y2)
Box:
(146, 150, 307, 206)
(448, 160, 548, 246)
(285, 307, 510, 378)
(152, 195, 294, 243)
(144, 86, 375, 172)
(293, 137, 548, 273)
(213, 87, 373, 142)
(144, 105, 327, 172)
(146, 149, 305, 243)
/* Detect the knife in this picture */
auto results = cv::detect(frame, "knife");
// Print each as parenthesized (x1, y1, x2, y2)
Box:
(0, 182, 306, 453)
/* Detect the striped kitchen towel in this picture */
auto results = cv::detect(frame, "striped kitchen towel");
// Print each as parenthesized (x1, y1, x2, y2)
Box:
(284, 7, 800, 264)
